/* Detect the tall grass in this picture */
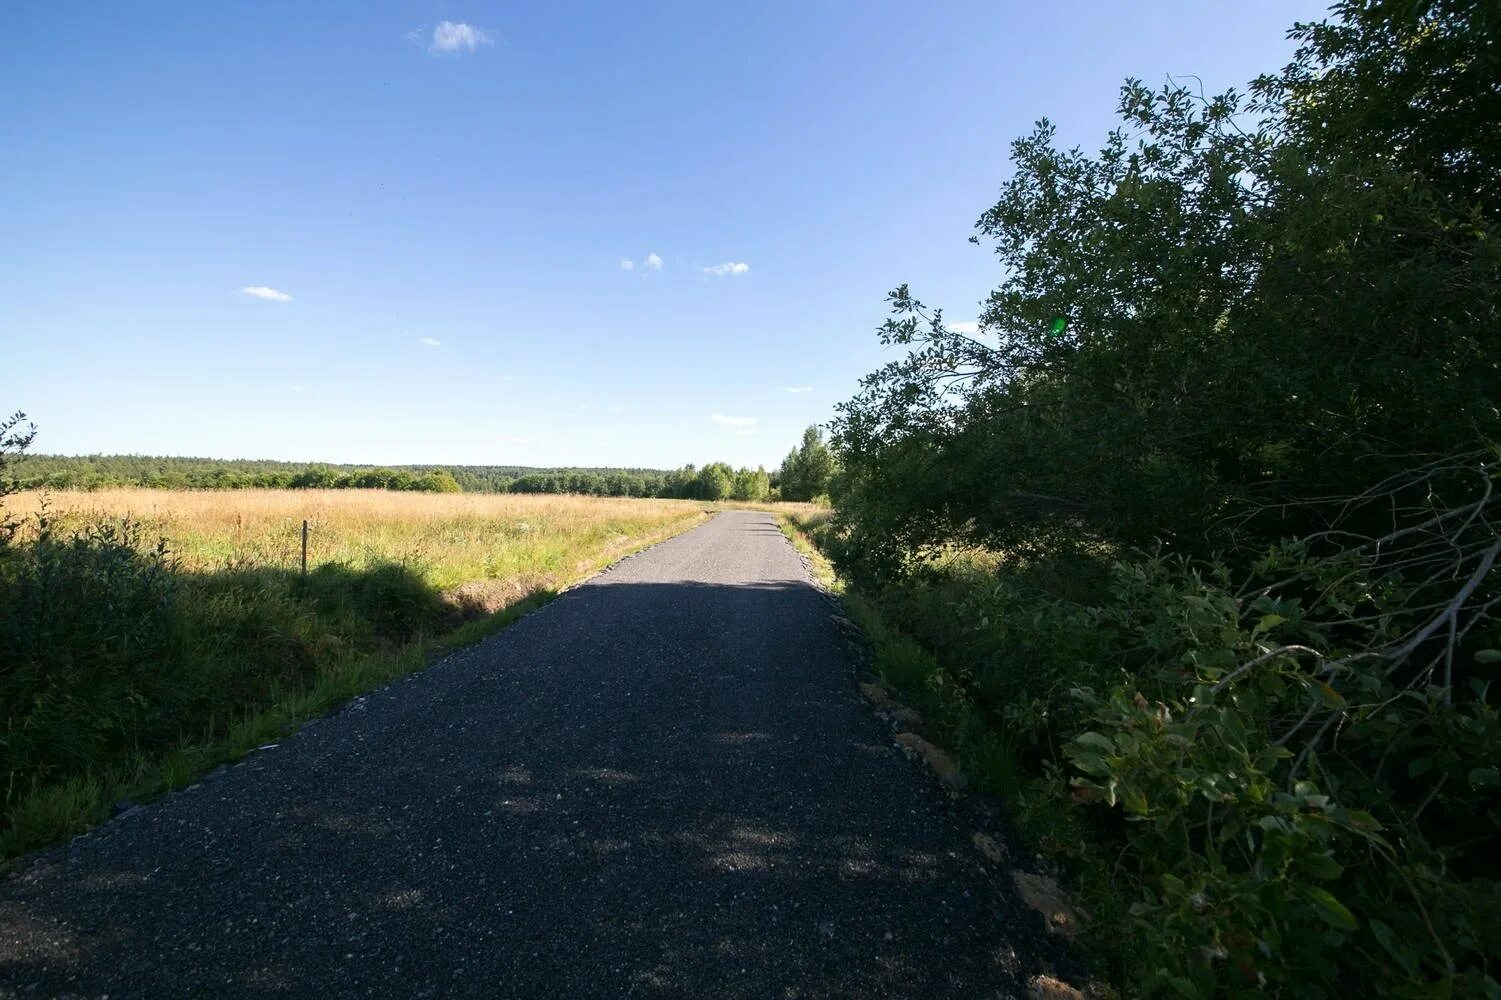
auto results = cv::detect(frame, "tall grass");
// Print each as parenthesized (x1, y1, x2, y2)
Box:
(0, 489, 705, 859)
(6, 488, 704, 588)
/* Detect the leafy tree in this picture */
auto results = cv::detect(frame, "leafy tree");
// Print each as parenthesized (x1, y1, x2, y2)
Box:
(416, 470, 462, 493)
(778, 426, 834, 502)
(732, 466, 770, 502)
(695, 462, 735, 501)
(834, 0, 1500, 573)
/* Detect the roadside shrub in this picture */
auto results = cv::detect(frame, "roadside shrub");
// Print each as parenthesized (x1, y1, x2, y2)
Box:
(303, 561, 451, 642)
(1062, 536, 1501, 995)
(815, 447, 1501, 994)
(0, 515, 454, 824)
(0, 516, 177, 794)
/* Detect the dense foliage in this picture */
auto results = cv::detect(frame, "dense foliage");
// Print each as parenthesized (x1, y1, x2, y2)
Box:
(826, 2, 1501, 994)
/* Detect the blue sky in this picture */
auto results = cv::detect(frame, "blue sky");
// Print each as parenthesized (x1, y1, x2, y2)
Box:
(2, 1, 1327, 469)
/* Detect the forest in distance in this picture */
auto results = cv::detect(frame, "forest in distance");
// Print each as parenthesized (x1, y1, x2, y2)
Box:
(6, 425, 836, 502)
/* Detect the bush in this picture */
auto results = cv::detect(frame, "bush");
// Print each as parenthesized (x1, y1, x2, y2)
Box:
(0, 512, 456, 828)
(822, 455, 1501, 993)
(1060, 533, 1501, 995)
(0, 516, 177, 793)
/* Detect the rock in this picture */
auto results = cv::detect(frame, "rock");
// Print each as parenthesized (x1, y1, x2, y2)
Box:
(858, 682, 890, 706)
(888, 706, 924, 730)
(1029, 973, 1086, 1000)
(894, 732, 965, 792)
(972, 832, 1007, 864)
(1013, 872, 1081, 941)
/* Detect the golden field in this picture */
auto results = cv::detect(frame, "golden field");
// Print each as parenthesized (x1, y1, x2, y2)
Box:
(8, 488, 709, 594)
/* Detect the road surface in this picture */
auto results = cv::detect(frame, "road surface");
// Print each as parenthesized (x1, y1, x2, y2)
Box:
(0, 511, 1060, 998)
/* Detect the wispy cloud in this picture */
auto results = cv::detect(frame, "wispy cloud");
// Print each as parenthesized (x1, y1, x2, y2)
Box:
(948, 320, 981, 335)
(645, 252, 663, 271)
(428, 21, 491, 55)
(620, 259, 635, 271)
(418, 337, 442, 347)
(782, 385, 813, 394)
(241, 285, 291, 302)
(289, 384, 306, 393)
(711, 413, 758, 428)
(703, 261, 749, 276)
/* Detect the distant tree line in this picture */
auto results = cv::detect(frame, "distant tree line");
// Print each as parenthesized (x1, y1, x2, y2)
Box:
(2, 450, 826, 503)
(6, 456, 465, 493)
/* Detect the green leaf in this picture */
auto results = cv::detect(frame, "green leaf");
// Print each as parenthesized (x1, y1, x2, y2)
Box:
(1070, 751, 1112, 777)
(1305, 887, 1358, 930)
(1303, 853, 1343, 880)
(1073, 731, 1115, 752)
(1368, 920, 1419, 976)
(1254, 613, 1286, 635)
(1475, 649, 1501, 664)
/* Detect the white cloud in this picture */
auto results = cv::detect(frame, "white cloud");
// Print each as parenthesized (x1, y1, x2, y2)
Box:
(782, 385, 813, 394)
(711, 413, 758, 427)
(496, 374, 515, 381)
(429, 21, 491, 55)
(241, 286, 291, 302)
(620, 259, 635, 271)
(418, 337, 442, 347)
(703, 261, 750, 276)
(645, 253, 663, 271)
(289, 384, 306, 392)
(948, 320, 981, 335)
(735, 428, 757, 436)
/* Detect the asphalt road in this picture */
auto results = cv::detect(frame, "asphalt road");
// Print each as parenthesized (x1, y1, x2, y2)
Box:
(0, 511, 1058, 998)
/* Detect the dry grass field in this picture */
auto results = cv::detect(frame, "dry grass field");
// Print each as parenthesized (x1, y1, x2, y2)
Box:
(9, 488, 707, 594)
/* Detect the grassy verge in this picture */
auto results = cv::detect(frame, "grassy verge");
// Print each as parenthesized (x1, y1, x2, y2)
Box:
(1, 490, 705, 861)
(777, 509, 1028, 794)
(775, 510, 1124, 974)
